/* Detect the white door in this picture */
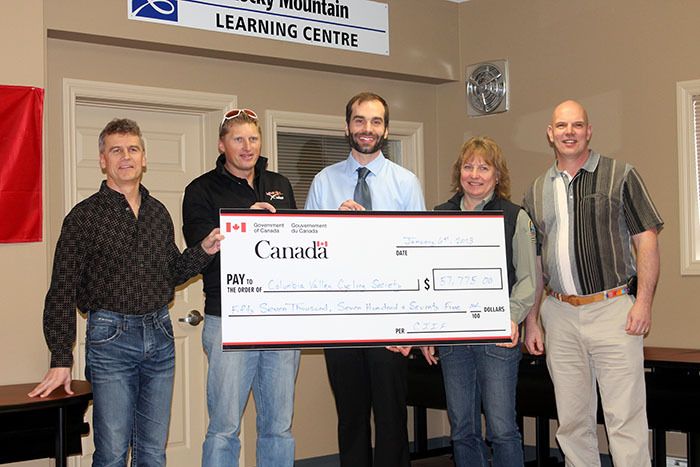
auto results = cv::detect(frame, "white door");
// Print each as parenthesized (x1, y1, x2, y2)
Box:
(65, 80, 235, 467)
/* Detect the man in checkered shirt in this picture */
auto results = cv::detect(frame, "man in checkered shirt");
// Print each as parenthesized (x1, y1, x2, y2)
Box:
(30, 118, 223, 467)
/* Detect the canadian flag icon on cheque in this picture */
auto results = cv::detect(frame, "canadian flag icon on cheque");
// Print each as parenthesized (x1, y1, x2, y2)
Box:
(225, 222, 246, 233)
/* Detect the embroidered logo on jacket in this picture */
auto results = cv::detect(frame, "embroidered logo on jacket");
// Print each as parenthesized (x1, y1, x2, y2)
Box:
(266, 191, 285, 201)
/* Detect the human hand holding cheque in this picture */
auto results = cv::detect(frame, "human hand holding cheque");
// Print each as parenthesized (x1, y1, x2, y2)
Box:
(219, 209, 511, 350)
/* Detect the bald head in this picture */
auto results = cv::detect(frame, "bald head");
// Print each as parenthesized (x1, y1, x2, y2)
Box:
(547, 100, 592, 164)
(551, 100, 589, 127)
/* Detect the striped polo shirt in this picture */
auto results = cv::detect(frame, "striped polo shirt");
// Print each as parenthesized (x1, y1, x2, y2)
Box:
(523, 151, 663, 296)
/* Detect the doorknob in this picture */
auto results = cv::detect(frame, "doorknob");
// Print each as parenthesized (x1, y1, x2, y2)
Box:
(178, 310, 204, 326)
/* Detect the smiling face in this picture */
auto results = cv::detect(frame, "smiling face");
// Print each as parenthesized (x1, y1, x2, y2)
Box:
(99, 133, 146, 191)
(460, 153, 498, 207)
(219, 121, 261, 183)
(345, 99, 389, 163)
(547, 100, 592, 163)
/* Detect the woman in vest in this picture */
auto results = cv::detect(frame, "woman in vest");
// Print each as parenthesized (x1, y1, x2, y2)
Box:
(424, 136, 538, 467)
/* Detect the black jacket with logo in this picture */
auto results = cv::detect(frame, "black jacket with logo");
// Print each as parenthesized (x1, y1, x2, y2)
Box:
(183, 154, 297, 317)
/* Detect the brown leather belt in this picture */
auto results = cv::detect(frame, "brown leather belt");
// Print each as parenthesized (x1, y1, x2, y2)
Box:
(545, 284, 630, 307)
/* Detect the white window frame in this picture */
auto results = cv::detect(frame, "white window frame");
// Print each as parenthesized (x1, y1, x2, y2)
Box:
(677, 79, 700, 274)
(263, 110, 425, 191)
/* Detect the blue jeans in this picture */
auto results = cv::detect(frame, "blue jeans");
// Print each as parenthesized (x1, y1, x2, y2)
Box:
(438, 344, 523, 467)
(201, 315, 300, 467)
(85, 307, 175, 467)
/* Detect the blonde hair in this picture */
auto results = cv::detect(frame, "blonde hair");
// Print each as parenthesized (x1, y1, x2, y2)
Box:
(219, 111, 261, 139)
(450, 136, 511, 200)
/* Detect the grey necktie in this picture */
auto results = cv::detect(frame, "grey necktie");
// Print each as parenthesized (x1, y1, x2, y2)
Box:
(353, 167, 372, 210)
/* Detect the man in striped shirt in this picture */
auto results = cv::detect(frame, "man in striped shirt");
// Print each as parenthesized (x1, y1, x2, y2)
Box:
(523, 100, 663, 467)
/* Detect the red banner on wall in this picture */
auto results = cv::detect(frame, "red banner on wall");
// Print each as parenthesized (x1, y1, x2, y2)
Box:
(0, 85, 44, 243)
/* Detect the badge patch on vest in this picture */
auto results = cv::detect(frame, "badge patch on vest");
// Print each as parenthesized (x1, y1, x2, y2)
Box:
(266, 191, 285, 201)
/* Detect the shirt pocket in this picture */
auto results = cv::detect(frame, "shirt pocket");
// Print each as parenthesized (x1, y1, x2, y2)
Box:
(579, 192, 622, 222)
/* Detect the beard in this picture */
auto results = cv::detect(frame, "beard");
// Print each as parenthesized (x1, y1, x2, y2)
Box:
(347, 130, 386, 155)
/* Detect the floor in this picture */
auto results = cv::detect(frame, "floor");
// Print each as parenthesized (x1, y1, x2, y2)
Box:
(299, 450, 618, 467)
(411, 455, 454, 466)
(410, 452, 619, 467)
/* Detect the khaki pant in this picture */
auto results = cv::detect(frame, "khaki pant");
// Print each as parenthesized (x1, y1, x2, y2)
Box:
(540, 294, 650, 467)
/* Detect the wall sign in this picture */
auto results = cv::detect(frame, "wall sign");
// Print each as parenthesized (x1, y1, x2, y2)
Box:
(128, 0, 389, 55)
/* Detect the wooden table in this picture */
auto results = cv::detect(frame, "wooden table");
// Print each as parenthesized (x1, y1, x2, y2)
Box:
(0, 380, 92, 466)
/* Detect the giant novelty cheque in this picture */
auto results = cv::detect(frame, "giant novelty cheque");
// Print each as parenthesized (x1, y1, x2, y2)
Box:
(219, 210, 511, 350)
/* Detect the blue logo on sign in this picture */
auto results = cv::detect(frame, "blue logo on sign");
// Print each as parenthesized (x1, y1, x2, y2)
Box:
(131, 0, 178, 22)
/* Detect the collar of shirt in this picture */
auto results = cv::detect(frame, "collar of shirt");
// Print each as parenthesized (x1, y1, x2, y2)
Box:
(98, 180, 149, 205)
(459, 191, 495, 212)
(344, 152, 387, 178)
(546, 150, 601, 181)
(215, 153, 269, 185)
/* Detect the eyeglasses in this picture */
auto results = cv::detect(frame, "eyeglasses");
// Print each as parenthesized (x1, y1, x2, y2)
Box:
(220, 108, 258, 128)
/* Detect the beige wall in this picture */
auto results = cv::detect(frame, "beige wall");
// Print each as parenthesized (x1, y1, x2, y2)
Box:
(0, 2, 50, 466)
(0, 1, 48, 385)
(3, 0, 700, 464)
(446, 0, 700, 349)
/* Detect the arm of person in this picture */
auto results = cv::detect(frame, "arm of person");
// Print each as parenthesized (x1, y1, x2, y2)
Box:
(183, 183, 219, 247)
(200, 228, 224, 255)
(625, 228, 660, 335)
(405, 174, 427, 211)
(168, 209, 216, 286)
(176, 190, 273, 285)
(182, 182, 266, 248)
(386, 345, 411, 356)
(520, 189, 546, 354)
(339, 199, 366, 211)
(385, 345, 439, 365)
(285, 177, 298, 210)
(523, 256, 545, 355)
(250, 201, 277, 212)
(496, 320, 520, 349)
(29, 210, 88, 397)
(420, 346, 439, 365)
(28, 367, 73, 397)
(304, 175, 323, 210)
(498, 210, 537, 348)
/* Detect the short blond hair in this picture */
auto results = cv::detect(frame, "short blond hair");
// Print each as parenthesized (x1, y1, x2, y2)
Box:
(219, 111, 261, 139)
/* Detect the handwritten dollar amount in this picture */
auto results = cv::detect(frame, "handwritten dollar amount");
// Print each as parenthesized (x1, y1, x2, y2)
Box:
(427, 268, 503, 291)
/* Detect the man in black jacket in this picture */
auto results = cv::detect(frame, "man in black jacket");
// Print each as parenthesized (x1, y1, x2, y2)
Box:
(182, 108, 299, 467)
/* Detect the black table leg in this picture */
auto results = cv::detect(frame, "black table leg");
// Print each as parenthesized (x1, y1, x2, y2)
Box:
(413, 406, 428, 455)
(55, 406, 67, 467)
(652, 429, 666, 467)
(536, 416, 550, 466)
(689, 431, 700, 467)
